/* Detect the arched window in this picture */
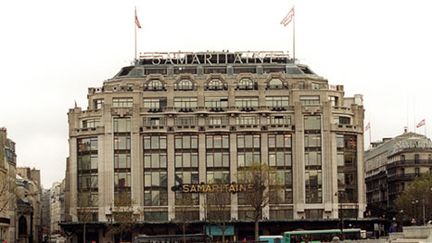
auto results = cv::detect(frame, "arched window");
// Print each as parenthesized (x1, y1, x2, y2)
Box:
(176, 79, 194, 90)
(237, 78, 255, 90)
(207, 79, 224, 90)
(267, 78, 284, 89)
(18, 216, 27, 236)
(147, 80, 164, 91)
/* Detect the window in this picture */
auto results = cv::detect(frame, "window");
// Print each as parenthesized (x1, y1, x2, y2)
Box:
(304, 134, 321, 147)
(305, 170, 322, 203)
(205, 97, 228, 110)
(269, 151, 292, 167)
(114, 136, 131, 150)
(112, 97, 133, 108)
(336, 135, 344, 149)
(300, 96, 320, 106)
(265, 96, 289, 108)
(268, 134, 292, 148)
(311, 83, 321, 90)
(114, 154, 131, 168)
(329, 96, 339, 106)
(237, 78, 256, 90)
(305, 152, 322, 166)
(174, 97, 197, 111)
(304, 116, 321, 130)
(339, 116, 351, 125)
(207, 116, 229, 126)
(175, 79, 194, 90)
(94, 99, 104, 110)
(268, 116, 291, 125)
(237, 134, 260, 149)
(77, 138, 98, 152)
(236, 116, 259, 125)
(143, 117, 166, 127)
(207, 171, 230, 183)
(206, 135, 229, 149)
(175, 135, 198, 149)
(267, 78, 284, 89)
(400, 155, 406, 163)
(235, 97, 259, 109)
(146, 79, 164, 91)
(143, 135, 167, 150)
(113, 118, 131, 132)
(175, 116, 197, 127)
(143, 98, 167, 110)
(81, 119, 100, 129)
(207, 79, 226, 90)
(415, 154, 420, 164)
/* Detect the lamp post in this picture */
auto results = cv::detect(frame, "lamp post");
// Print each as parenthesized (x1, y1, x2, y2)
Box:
(411, 199, 419, 225)
(335, 191, 344, 239)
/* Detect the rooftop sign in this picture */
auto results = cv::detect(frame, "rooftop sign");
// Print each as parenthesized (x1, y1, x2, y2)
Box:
(139, 51, 291, 66)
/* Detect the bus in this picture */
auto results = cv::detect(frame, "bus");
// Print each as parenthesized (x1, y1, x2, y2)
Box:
(283, 228, 364, 243)
(258, 235, 283, 243)
(133, 233, 211, 243)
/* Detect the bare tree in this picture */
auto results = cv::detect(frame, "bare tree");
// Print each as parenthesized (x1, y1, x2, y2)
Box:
(173, 194, 199, 243)
(107, 191, 135, 242)
(206, 192, 231, 242)
(237, 163, 279, 241)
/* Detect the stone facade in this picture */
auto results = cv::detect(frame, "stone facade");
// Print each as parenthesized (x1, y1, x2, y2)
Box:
(64, 51, 365, 241)
(0, 127, 17, 243)
(365, 131, 432, 218)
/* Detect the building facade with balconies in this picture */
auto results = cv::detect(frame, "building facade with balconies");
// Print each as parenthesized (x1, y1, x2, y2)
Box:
(0, 127, 17, 243)
(365, 131, 432, 219)
(63, 51, 366, 241)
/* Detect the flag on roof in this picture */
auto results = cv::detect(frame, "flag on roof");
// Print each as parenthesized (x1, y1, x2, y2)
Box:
(135, 7, 142, 28)
(280, 6, 295, 27)
(416, 119, 426, 128)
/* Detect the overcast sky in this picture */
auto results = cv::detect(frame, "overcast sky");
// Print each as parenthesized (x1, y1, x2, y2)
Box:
(1, 0, 431, 188)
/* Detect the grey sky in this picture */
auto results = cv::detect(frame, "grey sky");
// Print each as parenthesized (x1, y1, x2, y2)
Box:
(1, 0, 431, 188)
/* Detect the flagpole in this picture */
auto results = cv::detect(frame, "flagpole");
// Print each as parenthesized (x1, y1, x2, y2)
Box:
(134, 6, 137, 61)
(292, 7, 296, 64)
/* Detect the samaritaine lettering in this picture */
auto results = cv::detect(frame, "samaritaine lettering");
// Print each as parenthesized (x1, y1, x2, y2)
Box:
(177, 183, 255, 193)
(140, 52, 288, 66)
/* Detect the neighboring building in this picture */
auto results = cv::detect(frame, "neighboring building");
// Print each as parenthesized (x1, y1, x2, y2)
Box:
(40, 189, 51, 242)
(49, 180, 65, 238)
(0, 127, 17, 242)
(16, 167, 42, 243)
(365, 131, 432, 219)
(63, 51, 366, 241)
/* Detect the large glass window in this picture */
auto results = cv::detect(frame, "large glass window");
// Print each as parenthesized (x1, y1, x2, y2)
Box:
(305, 170, 322, 203)
(113, 118, 131, 132)
(304, 116, 321, 130)
(175, 135, 198, 149)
